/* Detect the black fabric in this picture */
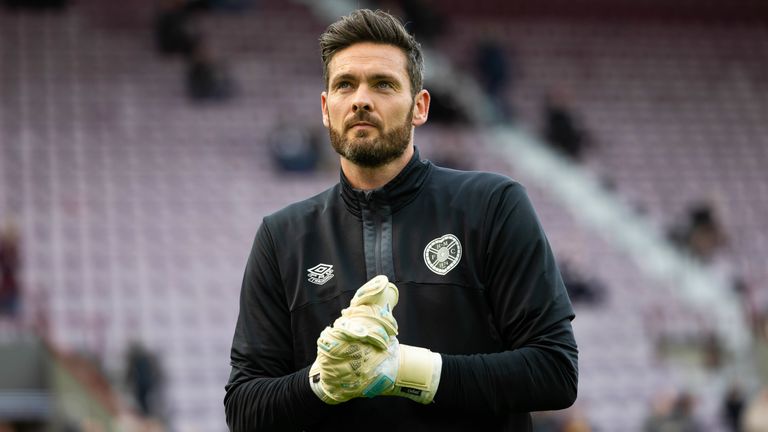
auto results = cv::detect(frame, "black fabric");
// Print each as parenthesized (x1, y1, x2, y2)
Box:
(225, 149, 578, 431)
(360, 198, 394, 280)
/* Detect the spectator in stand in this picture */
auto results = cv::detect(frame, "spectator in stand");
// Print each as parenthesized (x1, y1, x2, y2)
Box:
(668, 202, 728, 263)
(125, 342, 165, 419)
(474, 37, 517, 123)
(0, 221, 20, 318)
(722, 382, 746, 432)
(154, 0, 200, 57)
(424, 87, 468, 125)
(644, 391, 702, 432)
(685, 203, 727, 263)
(702, 330, 724, 369)
(267, 120, 322, 174)
(397, 0, 445, 44)
(542, 88, 591, 161)
(186, 38, 235, 102)
(559, 260, 605, 306)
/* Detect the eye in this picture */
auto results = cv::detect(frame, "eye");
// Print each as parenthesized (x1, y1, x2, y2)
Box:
(375, 81, 394, 89)
(336, 81, 352, 90)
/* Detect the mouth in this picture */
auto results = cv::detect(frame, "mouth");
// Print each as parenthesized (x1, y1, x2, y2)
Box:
(349, 122, 376, 129)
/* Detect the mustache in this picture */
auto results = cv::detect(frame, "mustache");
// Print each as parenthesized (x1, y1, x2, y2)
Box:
(344, 112, 381, 130)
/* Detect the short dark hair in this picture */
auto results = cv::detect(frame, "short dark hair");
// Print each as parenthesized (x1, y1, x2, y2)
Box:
(319, 9, 424, 96)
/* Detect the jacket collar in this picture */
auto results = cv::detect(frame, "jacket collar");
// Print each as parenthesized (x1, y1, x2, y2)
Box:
(340, 147, 431, 217)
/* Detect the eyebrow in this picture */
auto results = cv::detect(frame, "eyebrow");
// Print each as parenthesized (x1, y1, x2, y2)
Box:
(330, 73, 356, 86)
(330, 72, 402, 86)
(368, 73, 400, 83)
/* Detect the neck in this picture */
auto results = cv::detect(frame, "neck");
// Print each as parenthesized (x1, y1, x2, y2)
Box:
(341, 145, 414, 190)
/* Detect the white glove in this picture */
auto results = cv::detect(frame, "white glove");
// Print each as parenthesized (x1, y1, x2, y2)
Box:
(309, 276, 442, 404)
(309, 275, 399, 404)
(309, 325, 399, 404)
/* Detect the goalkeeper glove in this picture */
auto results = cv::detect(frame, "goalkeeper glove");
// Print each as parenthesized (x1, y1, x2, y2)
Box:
(309, 275, 399, 404)
(309, 275, 442, 405)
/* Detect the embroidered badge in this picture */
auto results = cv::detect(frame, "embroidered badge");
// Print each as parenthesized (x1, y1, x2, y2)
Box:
(307, 263, 335, 285)
(423, 234, 462, 275)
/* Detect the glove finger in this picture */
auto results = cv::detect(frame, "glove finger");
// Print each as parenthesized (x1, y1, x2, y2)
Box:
(315, 358, 362, 383)
(317, 329, 364, 359)
(341, 305, 398, 335)
(351, 276, 399, 311)
(332, 317, 390, 350)
(319, 326, 369, 348)
(317, 353, 371, 384)
(331, 316, 371, 340)
(316, 338, 389, 378)
(317, 328, 389, 371)
(339, 314, 396, 340)
(324, 325, 371, 346)
(317, 328, 371, 363)
(316, 327, 344, 354)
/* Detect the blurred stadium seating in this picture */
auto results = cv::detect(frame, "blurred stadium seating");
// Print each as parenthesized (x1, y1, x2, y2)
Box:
(1, 0, 766, 430)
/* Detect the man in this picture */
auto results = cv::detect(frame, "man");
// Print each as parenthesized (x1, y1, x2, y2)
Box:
(225, 9, 577, 432)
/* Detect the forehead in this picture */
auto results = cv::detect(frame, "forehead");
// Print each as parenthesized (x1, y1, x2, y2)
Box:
(328, 42, 409, 81)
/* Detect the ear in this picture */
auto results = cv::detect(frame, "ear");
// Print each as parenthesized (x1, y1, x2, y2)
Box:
(412, 89, 430, 127)
(321, 91, 330, 128)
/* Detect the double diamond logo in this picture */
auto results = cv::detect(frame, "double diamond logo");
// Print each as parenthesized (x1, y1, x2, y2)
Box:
(307, 263, 335, 285)
(423, 234, 462, 275)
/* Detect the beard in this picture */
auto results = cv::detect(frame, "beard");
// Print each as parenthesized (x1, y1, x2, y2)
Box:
(328, 105, 413, 168)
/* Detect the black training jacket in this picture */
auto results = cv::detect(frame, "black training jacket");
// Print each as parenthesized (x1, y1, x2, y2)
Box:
(225, 149, 578, 431)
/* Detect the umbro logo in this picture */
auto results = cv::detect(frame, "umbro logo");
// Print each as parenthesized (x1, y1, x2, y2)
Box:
(307, 263, 334, 285)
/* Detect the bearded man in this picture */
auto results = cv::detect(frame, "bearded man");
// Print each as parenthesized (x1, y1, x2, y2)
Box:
(225, 9, 578, 432)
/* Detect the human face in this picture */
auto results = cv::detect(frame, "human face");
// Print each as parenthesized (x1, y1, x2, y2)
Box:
(321, 42, 429, 168)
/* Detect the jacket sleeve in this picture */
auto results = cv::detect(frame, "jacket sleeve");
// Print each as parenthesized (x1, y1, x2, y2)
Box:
(435, 182, 578, 413)
(224, 221, 330, 431)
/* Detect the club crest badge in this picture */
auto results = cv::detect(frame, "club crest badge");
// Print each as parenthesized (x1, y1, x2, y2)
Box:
(423, 234, 462, 275)
(307, 263, 334, 285)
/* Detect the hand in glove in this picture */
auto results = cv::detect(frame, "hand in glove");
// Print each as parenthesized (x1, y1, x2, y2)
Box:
(334, 274, 400, 351)
(309, 275, 399, 404)
(309, 275, 442, 405)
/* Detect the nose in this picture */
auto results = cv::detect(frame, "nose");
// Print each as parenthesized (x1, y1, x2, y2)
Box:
(351, 86, 374, 113)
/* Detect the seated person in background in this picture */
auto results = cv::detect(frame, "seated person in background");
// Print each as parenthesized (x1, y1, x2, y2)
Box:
(668, 202, 728, 263)
(0, 222, 20, 318)
(685, 203, 727, 263)
(644, 391, 703, 432)
(542, 88, 591, 161)
(474, 37, 517, 123)
(186, 39, 235, 102)
(267, 121, 322, 174)
(559, 260, 605, 306)
(155, 0, 200, 56)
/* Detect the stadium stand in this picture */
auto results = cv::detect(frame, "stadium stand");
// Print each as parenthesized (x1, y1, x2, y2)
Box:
(0, 1, 766, 430)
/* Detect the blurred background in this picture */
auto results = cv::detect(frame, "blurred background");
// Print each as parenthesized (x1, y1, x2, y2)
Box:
(1, 0, 767, 430)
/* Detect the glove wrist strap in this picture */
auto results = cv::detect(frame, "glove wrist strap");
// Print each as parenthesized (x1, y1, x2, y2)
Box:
(394, 345, 442, 404)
